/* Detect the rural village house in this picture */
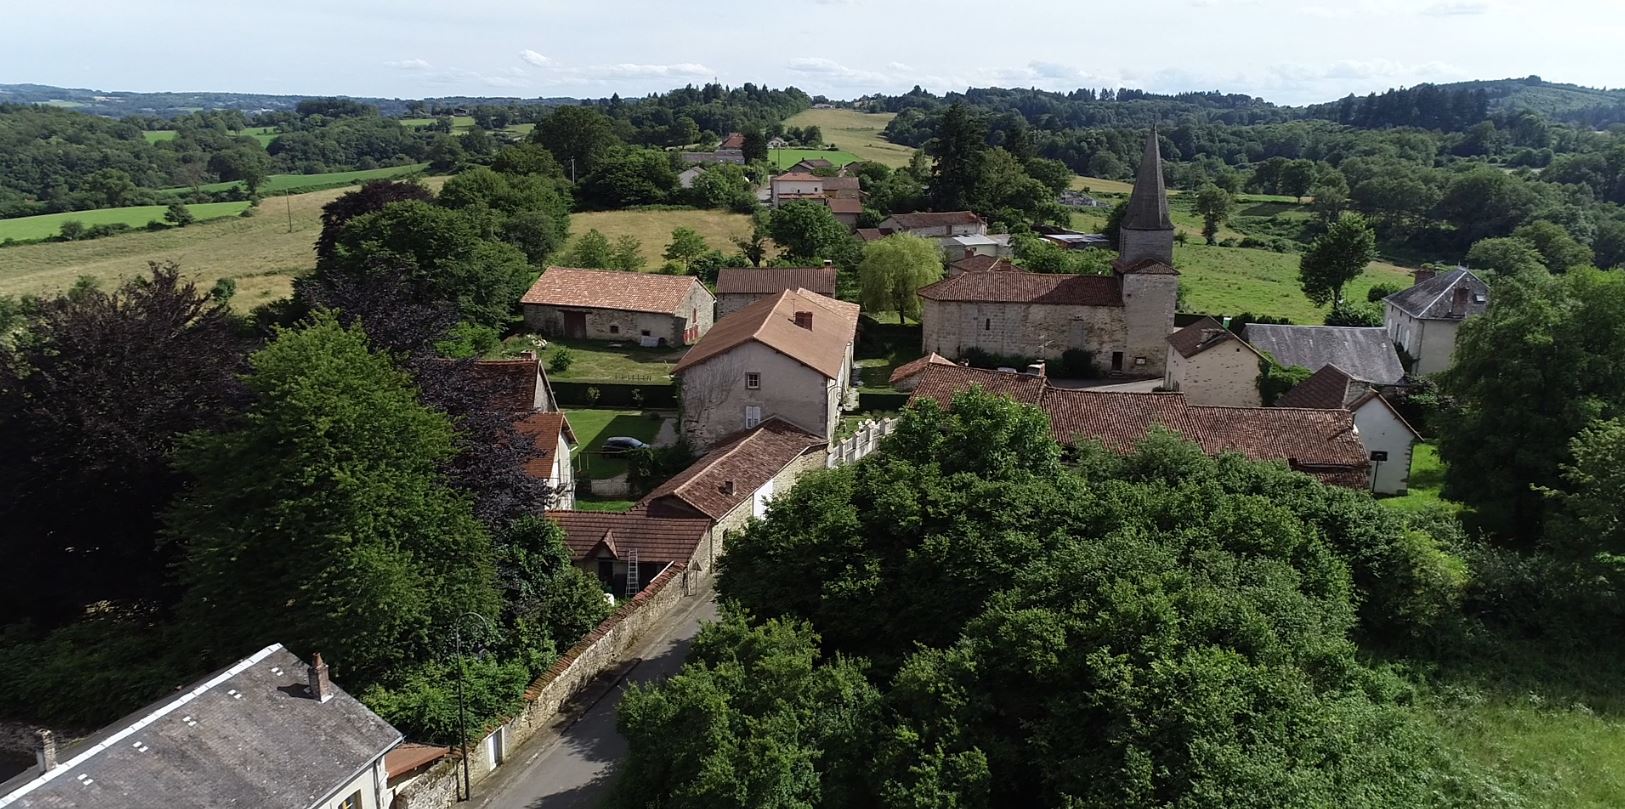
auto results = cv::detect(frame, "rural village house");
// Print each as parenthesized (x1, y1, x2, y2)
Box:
(677, 166, 705, 189)
(910, 365, 1372, 488)
(672, 288, 859, 449)
(888, 352, 957, 392)
(469, 353, 558, 414)
(915, 131, 1179, 377)
(1277, 364, 1423, 495)
(637, 417, 829, 539)
(1163, 317, 1267, 407)
(516, 411, 578, 509)
(946, 249, 1016, 277)
(547, 510, 713, 597)
(521, 267, 715, 347)
(1383, 268, 1489, 375)
(1242, 323, 1406, 385)
(714, 264, 838, 318)
(0, 645, 403, 809)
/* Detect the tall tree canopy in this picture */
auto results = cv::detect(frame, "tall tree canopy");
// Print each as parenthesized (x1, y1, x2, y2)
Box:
(857, 233, 943, 323)
(1298, 214, 1377, 307)
(767, 201, 854, 263)
(168, 313, 500, 680)
(0, 264, 248, 625)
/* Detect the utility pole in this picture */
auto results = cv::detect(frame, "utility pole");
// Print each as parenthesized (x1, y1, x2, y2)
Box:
(285, 193, 293, 234)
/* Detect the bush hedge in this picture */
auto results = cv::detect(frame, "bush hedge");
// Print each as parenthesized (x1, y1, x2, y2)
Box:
(552, 380, 677, 409)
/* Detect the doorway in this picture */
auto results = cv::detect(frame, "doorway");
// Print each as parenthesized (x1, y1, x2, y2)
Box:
(563, 311, 587, 339)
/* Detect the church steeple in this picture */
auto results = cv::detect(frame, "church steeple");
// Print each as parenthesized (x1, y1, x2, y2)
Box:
(1117, 128, 1175, 269)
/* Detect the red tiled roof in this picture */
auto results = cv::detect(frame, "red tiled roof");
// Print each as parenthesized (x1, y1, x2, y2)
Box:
(907, 365, 1369, 488)
(1275, 364, 1356, 409)
(514, 412, 576, 479)
(546, 510, 712, 563)
(673, 289, 859, 380)
(856, 227, 892, 242)
(720, 132, 746, 149)
(820, 176, 860, 191)
(1167, 317, 1262, 360)
(824, 196, 863, 214)
(386, 744, 449, 781)
(918, 270, 1123, 306)
(773, 172, 822, 183)
(715, 266, 837, 296)
(885, 211, 983, 229)
(521, 267, 710, 315)
(469, 358, 541, 414)
(636, 419, 826, 521)
(888, 352, 956, 385)
(948, 254, 1015, 274)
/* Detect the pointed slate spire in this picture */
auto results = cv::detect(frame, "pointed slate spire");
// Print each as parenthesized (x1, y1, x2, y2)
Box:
(1123, 128, 1173, 231)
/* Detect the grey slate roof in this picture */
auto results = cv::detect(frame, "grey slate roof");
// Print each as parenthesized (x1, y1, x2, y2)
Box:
(1243, 324, 1405, 384)
(0, 645, 402, 809)
(1383, 269, 1489, 320)
(1122, 130, 1172, 231)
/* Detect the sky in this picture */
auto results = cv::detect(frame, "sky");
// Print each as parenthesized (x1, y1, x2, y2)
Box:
(5, 0, 1625, 106)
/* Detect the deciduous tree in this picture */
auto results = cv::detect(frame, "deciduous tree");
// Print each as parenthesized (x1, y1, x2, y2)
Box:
(1194, 183, 1233, 245)
(858, 234, 942, 323)
(1299, 214, 1377, 307)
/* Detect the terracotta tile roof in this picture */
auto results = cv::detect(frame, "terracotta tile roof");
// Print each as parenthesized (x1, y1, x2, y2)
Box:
(521, 267, 711, 315)
(907, 365, 1369, 488)
(715, 266, 837, 297)
(773, 172, 822, 183)
(948, 254, 1015, 274)
(1275, 364, 1357, 409)
(635, 419, 826, 521)
(546, 510, 711, 563)
(1190, 405, 1368, 475)
(820, 176, 860, 191)
(888, 352, 956, 385)
(673, 289, 859, 380)
(469, 357, 541, 414)
(917, 270, 1123, 306)
(720, 132, 746, 149)
(1044, 387, 1202, 452)
(386, 744, 449, 781)
(908, 365, 1047, 406)
(856, 227, 893, 242)
(514, 412, 576, 479)
(885, 211, 983, 229)
(824, 196, 864, 214)
(1167, 317, 1262, 360)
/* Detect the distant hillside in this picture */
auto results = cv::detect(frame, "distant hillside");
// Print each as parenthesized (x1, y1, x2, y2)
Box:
(1432, 76, 1625, 124)
(0, 83, 578, 119)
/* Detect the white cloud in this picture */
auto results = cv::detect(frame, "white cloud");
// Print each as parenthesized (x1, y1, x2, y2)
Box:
(588, 62, 712, 79)
(385, 58, 432, 70)
(786, 57, 889, 85)
(1421, 0, 1491, 15)
(519, 49, 552, 67)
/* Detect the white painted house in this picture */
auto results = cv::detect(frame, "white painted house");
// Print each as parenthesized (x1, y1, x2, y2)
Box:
(1277, 364, 1422, 495)
(516, 411, 578, 509)
(1383, 268, 1489, 376)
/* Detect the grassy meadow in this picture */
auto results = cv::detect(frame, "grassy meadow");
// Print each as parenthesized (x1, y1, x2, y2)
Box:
(769, 148, 860, 169)
(183, 163, 430, 195)
(783, 108, 916, 167)
(565, 208, 755, 267)
(0, 202, 253, 243)
(539, 337, 684, 383)
(143, 126, 277, 146)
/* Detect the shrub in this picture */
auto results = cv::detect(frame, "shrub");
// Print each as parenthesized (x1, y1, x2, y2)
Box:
(1257, 357, 1313, 406)
(961, 347, 1035, 370)
(361, 656, 533, 745)
(164, 202, 195, 227)
(434, 322, 501, 359)
(57, 220, 86, 241)
(547, 346, 574, 374)
(208, 277, 237, 303)
(1367, 282, 1402, 303)
(145, 219, 166, 231)
(1325, 301, 1383, 327)
(585, 386, 601, 405)
(627, 438, 697, 493)
(0, 619, 190, 726)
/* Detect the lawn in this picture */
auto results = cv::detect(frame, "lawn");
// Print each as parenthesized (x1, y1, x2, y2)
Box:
(540, 337, 684, 383)
(768, 148, 860, 170)
(0, 178, 449, 310)
(401, 115, 477, 130)
(143, 130, 177, 144)
(1378, 443, 1461, 514)
(783, 108, 916, 168)
(1172, 242, 1414, 323)
(565, 408, 665, 480)
(566, 208, 756, 268)
(184, 163, 430, 195)
(854, 323, 925, 392)
(243, 126, 279, 147)
(0, 202, 252, 243)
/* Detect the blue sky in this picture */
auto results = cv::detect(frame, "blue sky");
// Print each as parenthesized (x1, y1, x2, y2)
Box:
(5, 0, 1623, 105)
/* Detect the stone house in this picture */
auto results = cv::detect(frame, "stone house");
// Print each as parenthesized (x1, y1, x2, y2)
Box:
(787, 158, 835, 173)
(915, 131, 1179, 377)
(637, 417, 829, 539)
(1242, 323, 1406, 385)
(0, 645, 402, 809)
(1163, 317, 1266, 407)
(715, 265, 839, 318)
(887, 352, 956, 391)
(770, 172, 824, 206)
(515, 411, 578, 509)
(521, 267, 716, 347)
(1383, 268, 1489, 376)
(547, 510, 714, 597)
(672, 288, 858, 449)
(1277, 364, 1423, 495)
(910, 364, 1371, 488)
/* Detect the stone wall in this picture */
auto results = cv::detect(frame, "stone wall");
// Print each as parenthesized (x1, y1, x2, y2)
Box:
(391, 563, 693, 809)
(921, 300, 1126, 370)
(1165, 342, 1262, 407)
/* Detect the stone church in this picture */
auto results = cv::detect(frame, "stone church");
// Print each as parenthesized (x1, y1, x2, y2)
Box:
(917, 131, 1180, 376)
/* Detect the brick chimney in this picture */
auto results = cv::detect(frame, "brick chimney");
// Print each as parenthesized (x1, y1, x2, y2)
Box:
(1451, 286, 1470, 317)
(34, 729, 56, 773)
(1412, 268, 1436, 286)
(793, 311, 814, 330)
(308, 653, 333, 703)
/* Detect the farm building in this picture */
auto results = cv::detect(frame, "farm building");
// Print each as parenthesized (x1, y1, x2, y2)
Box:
(521, 267, 715, 347)
(714, 264, 839, 318)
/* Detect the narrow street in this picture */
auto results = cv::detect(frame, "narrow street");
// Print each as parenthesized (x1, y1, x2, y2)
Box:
(470, 592, 718, 809)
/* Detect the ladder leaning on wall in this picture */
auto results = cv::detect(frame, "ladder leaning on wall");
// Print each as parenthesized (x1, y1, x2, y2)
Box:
(625, 547, 640, 599)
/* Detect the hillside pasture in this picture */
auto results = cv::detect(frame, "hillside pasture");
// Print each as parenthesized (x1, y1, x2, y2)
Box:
(565, 208, 756, 268)
(783, 108, 916, 167)
(142, 130, 177, 143)
(178, 163, 431, 195)
(769, 148, 860, 170)
(1174, 242, 1413, 323)
(0, 202, 252, 243)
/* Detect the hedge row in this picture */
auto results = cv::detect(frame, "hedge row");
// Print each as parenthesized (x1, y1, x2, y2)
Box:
(552, 381, 678, 409)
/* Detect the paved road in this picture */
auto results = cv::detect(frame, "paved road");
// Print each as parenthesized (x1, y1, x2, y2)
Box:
(472, 592, 718, 809)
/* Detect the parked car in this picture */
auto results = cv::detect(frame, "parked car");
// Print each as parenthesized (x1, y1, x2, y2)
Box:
(600, 436, 650, 455)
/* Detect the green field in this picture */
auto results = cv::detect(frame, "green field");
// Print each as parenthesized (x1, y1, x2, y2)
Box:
(539, 337, 683, 383)
(565, 408, 665, 480)
(142, 130, 177, 143)
(0, 202, 253, 243)
(783, 108, 915, 168)
(567, 208, 757, 267)
(769, 148, 860, 169)
(143, 127, 276, 146)
(184, 163, 430, 195)
(401, 115, 477, 130)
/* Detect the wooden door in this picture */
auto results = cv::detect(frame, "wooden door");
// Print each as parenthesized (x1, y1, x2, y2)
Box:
(563, 311, 587, 339)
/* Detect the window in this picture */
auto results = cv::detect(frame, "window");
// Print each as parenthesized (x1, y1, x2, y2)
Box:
(745, 405, 762, 428)
(609, 324, 620, 334)
(337, 791, 362, 809)
(746, 372, 761, 389)
(641, 329, 651, 337)
(984, 318, 991, 331)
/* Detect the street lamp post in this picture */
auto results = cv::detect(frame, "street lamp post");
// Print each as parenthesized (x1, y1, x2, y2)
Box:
(452, 612, 496, 802)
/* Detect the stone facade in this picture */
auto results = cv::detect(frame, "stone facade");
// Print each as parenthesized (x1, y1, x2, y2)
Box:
(1119, 273, 1178, 375)
(522, 281, 714, 347)
(679, 340, 847, 448)
(921, 300, 1127, 364)
(1164, 340, 1263, 407)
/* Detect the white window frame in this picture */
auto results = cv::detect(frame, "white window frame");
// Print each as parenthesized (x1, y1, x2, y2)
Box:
(746, 371, 761, 390)
(745, 405, 762, 428)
